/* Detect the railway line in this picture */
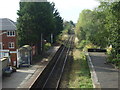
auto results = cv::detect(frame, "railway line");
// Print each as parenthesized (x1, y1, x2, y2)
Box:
(30, 35, 74, 89)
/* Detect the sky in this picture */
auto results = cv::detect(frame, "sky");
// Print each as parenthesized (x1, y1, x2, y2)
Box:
(0, 0, 100, 23)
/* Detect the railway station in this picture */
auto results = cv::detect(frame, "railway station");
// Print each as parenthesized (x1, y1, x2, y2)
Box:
(1, 0, 119, 89)
(2, 46, 60, 88)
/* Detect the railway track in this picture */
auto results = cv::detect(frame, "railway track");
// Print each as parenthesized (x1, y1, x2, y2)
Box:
(30, 35, 74, 89)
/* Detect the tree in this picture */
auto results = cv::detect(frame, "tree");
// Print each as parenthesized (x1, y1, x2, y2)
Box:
(17, 2, 63, 54)
(75, 1, 120, 66)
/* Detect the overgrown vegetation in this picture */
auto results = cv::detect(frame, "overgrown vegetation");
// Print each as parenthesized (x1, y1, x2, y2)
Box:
(57, 21, 75, 44)
(68, 49, 93, 88)
(75, 1, 120, 67)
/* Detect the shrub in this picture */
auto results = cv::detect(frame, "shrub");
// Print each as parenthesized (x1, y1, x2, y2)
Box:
(44, 43, 51, 51)
(78, 40, 90, 49)
(77, 40, 99, 51)
(112, 54, 120, 66)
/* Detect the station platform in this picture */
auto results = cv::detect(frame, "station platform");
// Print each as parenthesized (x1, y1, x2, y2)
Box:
(88, 52, 119, 89)
(2, 46, 60, 88)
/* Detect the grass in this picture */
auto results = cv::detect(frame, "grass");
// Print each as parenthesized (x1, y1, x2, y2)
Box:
(68, 49, 93, 88)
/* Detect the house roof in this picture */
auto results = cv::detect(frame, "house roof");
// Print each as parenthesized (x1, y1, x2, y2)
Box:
(0, 18, 16, 31)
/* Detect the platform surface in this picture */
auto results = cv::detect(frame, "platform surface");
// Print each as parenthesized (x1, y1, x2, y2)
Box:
(89, 52, 119, 89)
(2, 46, 60, 88)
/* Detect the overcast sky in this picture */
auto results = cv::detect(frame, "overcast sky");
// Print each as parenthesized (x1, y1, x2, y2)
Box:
(0, 0, 100, 23)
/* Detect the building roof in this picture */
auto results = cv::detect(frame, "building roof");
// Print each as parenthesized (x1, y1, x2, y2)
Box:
(0, 18, 16, 31)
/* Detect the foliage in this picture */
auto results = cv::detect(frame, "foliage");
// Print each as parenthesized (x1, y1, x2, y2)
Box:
(75, 1, 120, 66)
(17, 2, 63, 54)
(63, 21, 75, 34)
(77, 40, 98, 51)
(76, 9, 108, 48)
(100, 1, 120, 66)
(57, 20, 75, 44)
(17, 2, 53, 46)
(77, 40, 90, 49)
(106, 46, 112, 55)
(52, 3, 64, 42)
(44, 43, 51, 51)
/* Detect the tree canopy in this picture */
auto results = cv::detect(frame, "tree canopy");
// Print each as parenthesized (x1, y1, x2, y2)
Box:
(17, 2, 63, 53)
(75, 1, 120, 66)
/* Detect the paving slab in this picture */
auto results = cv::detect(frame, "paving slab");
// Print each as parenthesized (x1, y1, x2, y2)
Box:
(89, 52, 119, 89)
(2, 46, 60, 88)
(2, 67, 36, 88)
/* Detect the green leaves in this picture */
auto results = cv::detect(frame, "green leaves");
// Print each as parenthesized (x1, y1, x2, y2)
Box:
(17, 2, 63, 47)
(76, 1, 120, 66)
(76, 9, 108, 48)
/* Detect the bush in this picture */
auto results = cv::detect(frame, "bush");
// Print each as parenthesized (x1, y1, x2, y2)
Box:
(112, 54, 120, 66)
(78, 40, 90, 49)
(107, 49, 120, 68)
(112, 58, 119, 65)
(84, 43, 98, 50)
(77, 40, 98, 51)
(44, 43, 51, 51)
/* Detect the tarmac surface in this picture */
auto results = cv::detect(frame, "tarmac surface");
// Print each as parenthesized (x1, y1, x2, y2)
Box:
(2, 46, 60, 88)
(89, 52, 119, 89)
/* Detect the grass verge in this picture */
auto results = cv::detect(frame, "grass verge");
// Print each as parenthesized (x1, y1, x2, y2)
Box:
(68, 49, 93, 88)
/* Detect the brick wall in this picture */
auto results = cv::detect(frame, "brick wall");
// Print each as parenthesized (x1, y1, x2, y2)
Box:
(2, 30, 17, 67)
(2, 30, 17, 51)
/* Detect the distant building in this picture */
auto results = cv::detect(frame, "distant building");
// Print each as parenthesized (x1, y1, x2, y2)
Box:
(0, 18, 17, 67)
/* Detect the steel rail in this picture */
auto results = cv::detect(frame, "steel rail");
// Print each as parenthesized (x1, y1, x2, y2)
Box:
(56, 35, 74, 89)
(29, 44, 64, 89)
(42, 36, 71, 89)
(30, 35, 74, 89)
